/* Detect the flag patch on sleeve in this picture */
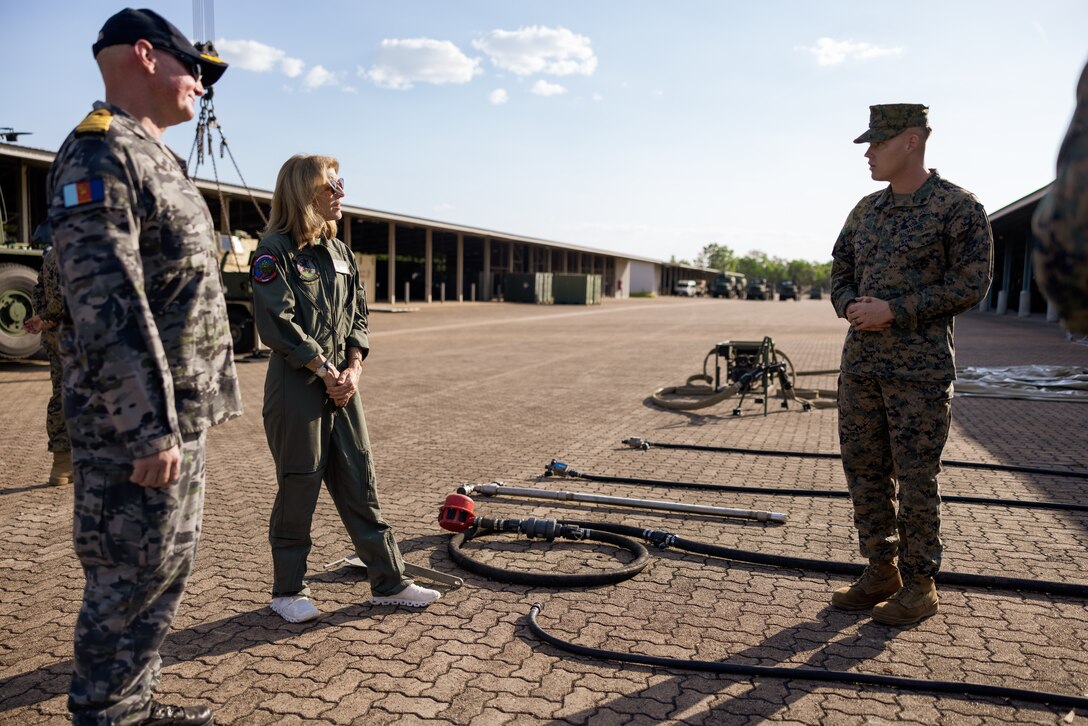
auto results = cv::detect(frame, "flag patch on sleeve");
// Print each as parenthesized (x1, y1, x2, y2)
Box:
(252, 254, 278, 283)
(62, 179, 106, 208)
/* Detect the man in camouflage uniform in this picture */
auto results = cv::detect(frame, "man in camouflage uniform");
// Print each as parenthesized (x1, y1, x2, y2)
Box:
(22, 246, 72, 485)
(829, 104, 993, 626)
(1033, 59, 1088, 334)
(47, 9, 240, 725)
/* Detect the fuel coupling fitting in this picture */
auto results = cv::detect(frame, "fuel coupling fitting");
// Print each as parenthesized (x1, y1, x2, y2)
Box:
(544, 460, 583, 477)
(474, 516, 588, 542)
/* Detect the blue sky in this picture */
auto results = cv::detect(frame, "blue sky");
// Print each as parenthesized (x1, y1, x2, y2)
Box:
(4, 1, 1087, 264)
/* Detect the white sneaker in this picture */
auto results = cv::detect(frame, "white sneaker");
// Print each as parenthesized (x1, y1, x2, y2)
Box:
(270, 594, 319, 623)
(370, 584, 441, 607)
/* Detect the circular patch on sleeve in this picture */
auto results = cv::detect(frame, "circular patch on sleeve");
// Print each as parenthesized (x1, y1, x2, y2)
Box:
(251, 254, 278, 283)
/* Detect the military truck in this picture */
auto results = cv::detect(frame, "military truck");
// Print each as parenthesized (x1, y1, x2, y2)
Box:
(0, 209, 46, 359)
(745, 278, 771, 300)
(219, 232, 262, 354)
(778, 279, 798, 301)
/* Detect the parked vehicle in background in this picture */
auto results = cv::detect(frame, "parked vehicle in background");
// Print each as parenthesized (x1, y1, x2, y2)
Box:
(778, 279, 798, 301)
(809, 286, 824, 300)
(733, 275, 747, 298)
(746, 278, 770, 300)
(710, 275, 733, 298)
(674, 279, 698, 297)
(694, 279, 708, 297)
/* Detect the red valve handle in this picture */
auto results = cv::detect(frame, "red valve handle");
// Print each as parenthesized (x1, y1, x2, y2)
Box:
(438, 493, 477, 533)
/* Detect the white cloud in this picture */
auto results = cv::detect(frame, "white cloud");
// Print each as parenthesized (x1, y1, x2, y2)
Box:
(361, 38, 481, 90)
(531, 80, 567, 96)
(280, 57, 305, 78)
(801, 37, 904, 66)
(489, 88, 509, 105)
(216, 38, 305, 77)
(592, 93, 603, 102)
(304, 65, 338, 89)
(473, 26, 597, 76)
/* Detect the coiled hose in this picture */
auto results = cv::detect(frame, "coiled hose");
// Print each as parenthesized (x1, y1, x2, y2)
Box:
(650, 347, 838, 411)
(447, 525, 651, 587)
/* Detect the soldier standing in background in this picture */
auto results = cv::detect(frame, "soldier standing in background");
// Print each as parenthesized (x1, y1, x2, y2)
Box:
(47, 9, 240, 725)
(22, 246, 72, 485)
(1033, 59, 1088, 334)
(829, 104, 993, 626)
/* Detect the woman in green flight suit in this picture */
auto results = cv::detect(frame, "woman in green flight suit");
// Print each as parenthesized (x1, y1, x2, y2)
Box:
(251, 154, 440, 622)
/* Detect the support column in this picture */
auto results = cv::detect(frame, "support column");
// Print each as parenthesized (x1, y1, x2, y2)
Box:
(456, 233, 464, 302)
(387, 222, 396, 304)
(483, 238, 491, 301)
(18, 162, 30, 244)
(1018, 238, 1032, 318)
(425, 228, 433, 304)
(996, 245, 1012, 315)
(1047, 300, 1059, 322)
(218, 197, 230, 235)
(562, 250, 569, 273)
(342, 215, 351, 248)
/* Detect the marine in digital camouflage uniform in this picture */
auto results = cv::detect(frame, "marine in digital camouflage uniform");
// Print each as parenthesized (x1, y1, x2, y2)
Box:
(1032, 59, 1088, 334)
(28, 246, 73, 482)
(829, 104, 993, 626)
(46, 9, 239, 725)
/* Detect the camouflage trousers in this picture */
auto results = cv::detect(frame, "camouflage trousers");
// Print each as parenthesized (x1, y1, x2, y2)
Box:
(43, 334, 70, 453)
(837, 373, 952, 578)
(68, 432, 206, 725)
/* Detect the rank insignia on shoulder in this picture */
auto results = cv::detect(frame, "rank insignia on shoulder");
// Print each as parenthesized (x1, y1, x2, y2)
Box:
(62, 179, 105, 208)
(75, 108, 113, 134)
(252, 254, 278, 283)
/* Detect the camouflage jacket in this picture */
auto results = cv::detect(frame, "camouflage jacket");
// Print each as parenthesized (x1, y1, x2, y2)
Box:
(250, 231, 369, 370)
(1032, 60, 1088, 334)
(831, 170, 994, 382)
(46, 102, 242, 460)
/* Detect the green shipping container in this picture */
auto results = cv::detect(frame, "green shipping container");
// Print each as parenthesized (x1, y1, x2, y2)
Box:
(553, 274, 602, 305)
(503, 272, 553, 304)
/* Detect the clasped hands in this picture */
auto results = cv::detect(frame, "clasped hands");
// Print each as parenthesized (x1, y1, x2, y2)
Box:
(322, 360, 361, 408)
(22, 316, 57, 335)
(845, 296, 894, 332)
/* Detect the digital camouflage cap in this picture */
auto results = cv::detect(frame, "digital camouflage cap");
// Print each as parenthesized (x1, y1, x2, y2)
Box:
(854, 104, 929, 144)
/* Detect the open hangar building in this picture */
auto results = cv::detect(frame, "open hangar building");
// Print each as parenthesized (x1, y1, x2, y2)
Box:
(1, 142, 719, 308)
(1, 141, 1067, 324)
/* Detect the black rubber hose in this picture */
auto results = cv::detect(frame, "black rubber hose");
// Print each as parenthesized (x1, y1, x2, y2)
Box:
(527, 602, 1088, 711)
(627, 440, 1088, 480)
(567, 471, 1088, 514)
(559, 520, 1088, 599)
(447, 526, 651, 587)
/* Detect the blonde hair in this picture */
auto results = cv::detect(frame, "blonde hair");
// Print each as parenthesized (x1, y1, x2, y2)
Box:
(263, 154, 339, 245)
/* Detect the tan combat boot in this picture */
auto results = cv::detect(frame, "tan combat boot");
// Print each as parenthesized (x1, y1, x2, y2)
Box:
(831, 561, 902, 611)
(49, 450, 72, 486)
(872, 575, 938, 625)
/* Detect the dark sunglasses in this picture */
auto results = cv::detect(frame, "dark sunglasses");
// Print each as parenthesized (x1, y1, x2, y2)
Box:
(157, 47, 203, 82)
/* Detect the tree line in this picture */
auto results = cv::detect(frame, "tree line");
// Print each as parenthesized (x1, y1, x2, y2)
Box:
(675, 243, 834, 291)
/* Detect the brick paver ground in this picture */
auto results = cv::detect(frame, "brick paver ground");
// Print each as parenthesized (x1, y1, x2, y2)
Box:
(1, 297, 1086, 725)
